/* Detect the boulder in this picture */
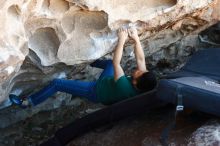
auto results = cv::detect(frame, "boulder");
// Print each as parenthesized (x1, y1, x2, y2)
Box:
(188, 121, 220, 146)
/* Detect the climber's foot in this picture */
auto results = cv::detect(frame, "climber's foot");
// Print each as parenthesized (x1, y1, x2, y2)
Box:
(9, 94, 29, 108)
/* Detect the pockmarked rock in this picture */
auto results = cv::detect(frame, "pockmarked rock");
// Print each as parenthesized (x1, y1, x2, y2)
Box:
(188, 121, 220, 146)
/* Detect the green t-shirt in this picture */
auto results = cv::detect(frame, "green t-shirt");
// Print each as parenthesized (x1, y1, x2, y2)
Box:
(96, 75, 139, 105)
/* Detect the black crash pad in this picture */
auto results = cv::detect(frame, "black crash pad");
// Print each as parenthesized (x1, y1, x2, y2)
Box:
(40, 89, 163, 146)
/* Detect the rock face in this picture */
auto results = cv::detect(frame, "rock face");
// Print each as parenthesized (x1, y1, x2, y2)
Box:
(212, 0, 220, 20)
(0, 0, 219, 105)
(188, 121, 220, 146)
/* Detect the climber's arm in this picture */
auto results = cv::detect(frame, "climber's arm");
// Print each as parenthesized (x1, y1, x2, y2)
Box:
(128, 27, 148, 72)
(113, 28, 128, 81)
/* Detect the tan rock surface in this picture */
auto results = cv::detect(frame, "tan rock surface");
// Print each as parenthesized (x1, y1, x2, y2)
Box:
(212, 0, 220, 20)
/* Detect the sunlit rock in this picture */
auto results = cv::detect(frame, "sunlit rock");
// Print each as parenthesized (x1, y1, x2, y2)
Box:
(212, 0, 220, 21)
(58, 10, 109, 65)
(74, 0, 177, 27)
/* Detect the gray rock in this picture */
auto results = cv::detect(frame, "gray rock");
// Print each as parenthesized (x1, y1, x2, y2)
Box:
(188, 121, 220, 146)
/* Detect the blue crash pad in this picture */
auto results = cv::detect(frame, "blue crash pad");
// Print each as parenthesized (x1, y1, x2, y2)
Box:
(157, 48, 220, 116)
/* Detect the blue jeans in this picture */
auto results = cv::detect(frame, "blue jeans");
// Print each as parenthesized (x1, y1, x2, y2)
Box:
(28, 60, 114, 106)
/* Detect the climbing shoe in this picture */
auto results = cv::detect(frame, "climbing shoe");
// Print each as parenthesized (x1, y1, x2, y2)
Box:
(9, 94, 28, 108)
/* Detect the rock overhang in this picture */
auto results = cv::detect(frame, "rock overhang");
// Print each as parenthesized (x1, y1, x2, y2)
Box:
(0, 0, 219, 105)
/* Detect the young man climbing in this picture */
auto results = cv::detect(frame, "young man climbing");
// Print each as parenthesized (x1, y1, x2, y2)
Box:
(9, 27, 157, 108)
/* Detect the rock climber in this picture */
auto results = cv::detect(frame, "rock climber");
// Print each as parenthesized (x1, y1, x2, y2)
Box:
(9, 27, 157, 108)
